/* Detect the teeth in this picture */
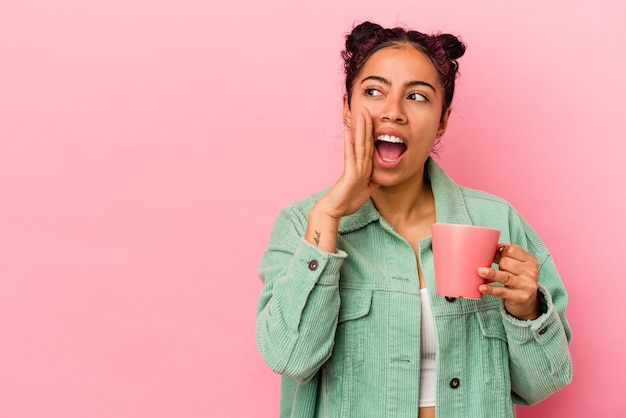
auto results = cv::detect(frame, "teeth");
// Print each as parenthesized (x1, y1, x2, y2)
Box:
(376, 135, 403, 144)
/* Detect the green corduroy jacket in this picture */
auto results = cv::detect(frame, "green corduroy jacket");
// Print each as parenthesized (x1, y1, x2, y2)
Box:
(256, 158, 572, 418)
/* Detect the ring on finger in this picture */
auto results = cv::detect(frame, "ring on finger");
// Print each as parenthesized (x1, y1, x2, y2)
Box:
(504, 273, 513, 287)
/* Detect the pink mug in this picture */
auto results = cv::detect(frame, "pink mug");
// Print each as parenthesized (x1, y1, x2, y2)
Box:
(431, 223, 502, 299)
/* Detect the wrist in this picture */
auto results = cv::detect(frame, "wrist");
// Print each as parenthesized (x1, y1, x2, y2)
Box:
(310, 196, 345, 223)
(505, 299, 540, 321)
(305, 204, 341, 253)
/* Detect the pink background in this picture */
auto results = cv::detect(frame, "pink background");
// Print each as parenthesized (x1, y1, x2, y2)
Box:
(1, 0, 624, 416)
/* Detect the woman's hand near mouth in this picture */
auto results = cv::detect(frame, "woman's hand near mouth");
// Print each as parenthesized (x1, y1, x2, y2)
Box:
(304, 108, 379, 252)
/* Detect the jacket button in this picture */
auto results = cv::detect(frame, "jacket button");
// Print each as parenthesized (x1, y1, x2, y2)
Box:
(308, 260, 319, 271)
(445, 297, 457, 303)
(449, 378, 460, 389)
(538, 325, 549, 335)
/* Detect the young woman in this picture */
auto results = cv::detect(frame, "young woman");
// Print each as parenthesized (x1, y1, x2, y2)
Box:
(256, 21, 572, 418)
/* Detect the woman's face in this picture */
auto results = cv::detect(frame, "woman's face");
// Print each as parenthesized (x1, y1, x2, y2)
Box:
(344, 44, 450, 190)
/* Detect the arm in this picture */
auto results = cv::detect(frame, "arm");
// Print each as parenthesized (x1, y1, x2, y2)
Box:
(256, 111, 377, 383)
(256, 205, 346, 383)
(502, 255, 572, 405)
(479, 219, 572, 404)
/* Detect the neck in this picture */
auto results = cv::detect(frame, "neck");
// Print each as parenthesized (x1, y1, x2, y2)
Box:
(371, 174, 434, 227)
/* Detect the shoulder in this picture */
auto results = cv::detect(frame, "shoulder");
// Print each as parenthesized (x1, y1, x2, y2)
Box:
(428, 159, 519, 223)
(459, 185, 517, 212)
(428, 160, 550, 259)
(460, 186, 550, 260)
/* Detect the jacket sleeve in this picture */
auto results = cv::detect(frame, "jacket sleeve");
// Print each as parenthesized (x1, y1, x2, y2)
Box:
(255, 204, 346, 384)
(503, 216, 573, 405)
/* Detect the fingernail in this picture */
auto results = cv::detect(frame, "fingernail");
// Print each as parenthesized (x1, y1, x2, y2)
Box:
(478, 267, 489, 275)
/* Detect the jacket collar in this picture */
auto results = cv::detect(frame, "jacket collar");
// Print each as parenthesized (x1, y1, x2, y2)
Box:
(337, 158, 473, 234)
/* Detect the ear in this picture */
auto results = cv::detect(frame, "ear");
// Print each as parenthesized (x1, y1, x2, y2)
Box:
(438, 107, 452, 133)
(343, 94, 351, 124)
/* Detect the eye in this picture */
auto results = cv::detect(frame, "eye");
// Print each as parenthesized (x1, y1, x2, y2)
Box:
(407, 92, 427, 102)
(362, 87, 383, 97)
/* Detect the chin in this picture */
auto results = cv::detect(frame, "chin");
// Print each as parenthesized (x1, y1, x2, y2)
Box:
(372, 168, 423, 189)
(371, 171, 401, 188)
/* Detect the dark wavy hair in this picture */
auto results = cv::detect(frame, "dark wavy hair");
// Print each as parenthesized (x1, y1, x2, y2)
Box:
(341, 21, 466, 119)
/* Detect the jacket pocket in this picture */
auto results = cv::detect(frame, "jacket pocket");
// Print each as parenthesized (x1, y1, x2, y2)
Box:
(323, 288, 373, 377)
(477, 308, 511, 391)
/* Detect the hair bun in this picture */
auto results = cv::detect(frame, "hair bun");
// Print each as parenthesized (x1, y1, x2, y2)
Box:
(345, 21, 383, 53)
(436, 33, 466, 60)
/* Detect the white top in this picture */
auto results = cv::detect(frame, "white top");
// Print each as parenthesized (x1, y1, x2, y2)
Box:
(419, 288, 436, 407)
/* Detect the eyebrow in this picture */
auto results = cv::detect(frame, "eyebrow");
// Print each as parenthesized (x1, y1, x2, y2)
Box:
(361, 75, 436, 92)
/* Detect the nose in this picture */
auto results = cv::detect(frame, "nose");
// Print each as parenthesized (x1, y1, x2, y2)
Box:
(379, 97, 407, 124)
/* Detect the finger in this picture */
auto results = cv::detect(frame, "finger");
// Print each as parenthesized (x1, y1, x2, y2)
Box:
(353, 112, 366, 158)
(343, 127, 355, 167)
(362, 108, 374, 158)
(497, 257, 526, 278)
(499, 244, 535, 264)
(498, 252, 539, 280)
(492, 244, 506, 264)
(503, 272, 513, 286)
(479, 275, 539, 302)
(478, 267, 514, 287)
(480, 282, 540, 320)
(479, 282, 515, 298)
(477, 268, 517, 297)
(479, 282, 528, 302)
(479, 266, 539, 299)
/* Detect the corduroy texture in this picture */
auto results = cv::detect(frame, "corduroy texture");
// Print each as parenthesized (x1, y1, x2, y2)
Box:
(256, 158, 572, 418)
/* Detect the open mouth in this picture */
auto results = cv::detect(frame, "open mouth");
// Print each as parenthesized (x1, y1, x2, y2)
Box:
(375, 135, 407, 163)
